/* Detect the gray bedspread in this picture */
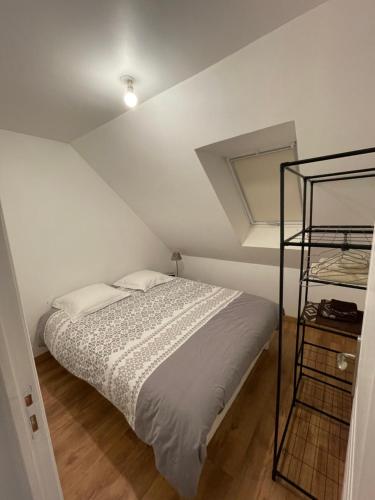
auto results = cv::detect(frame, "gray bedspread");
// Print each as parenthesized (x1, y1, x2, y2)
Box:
(44, 278, 278, 497)
(135, 291, 278, 496)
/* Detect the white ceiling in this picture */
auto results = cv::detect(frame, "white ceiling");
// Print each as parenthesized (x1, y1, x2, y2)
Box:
(0, 0, 327, 142)
(73, 0, 375, 266)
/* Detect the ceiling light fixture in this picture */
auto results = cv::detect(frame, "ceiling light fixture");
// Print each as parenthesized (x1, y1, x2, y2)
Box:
(121, 75, 138, 108)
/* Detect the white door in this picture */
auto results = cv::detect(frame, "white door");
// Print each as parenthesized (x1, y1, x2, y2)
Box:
(0, 202, 63, 500)
(342, 231, 375, 499)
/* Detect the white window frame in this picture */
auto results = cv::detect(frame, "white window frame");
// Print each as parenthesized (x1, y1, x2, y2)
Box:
(228, 143, 302, 226)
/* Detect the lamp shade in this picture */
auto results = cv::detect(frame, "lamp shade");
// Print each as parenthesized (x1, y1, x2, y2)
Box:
(171, 251, 182, 261)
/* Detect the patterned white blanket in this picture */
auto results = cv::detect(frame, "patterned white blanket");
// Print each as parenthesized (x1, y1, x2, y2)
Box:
(44, 278, 240, 428)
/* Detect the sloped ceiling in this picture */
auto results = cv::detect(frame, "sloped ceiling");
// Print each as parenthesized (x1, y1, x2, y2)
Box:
(73, 0, 375, 267)
(0, 0, 327, 142)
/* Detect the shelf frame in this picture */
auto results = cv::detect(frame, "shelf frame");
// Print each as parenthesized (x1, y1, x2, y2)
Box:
(273, 146, 375, 498)
(284, 225, 373, 250)
(301, 275, 367, 290)
(298, 363, 352, 386)
(299, 319, 360, 340)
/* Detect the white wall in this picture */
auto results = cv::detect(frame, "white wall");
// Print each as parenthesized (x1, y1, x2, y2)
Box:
(182, 255, 299, 315)
(182, 255, 366, 317)
(73, 0, 375, 270)
(0, 129, 171, 354)
(2, 0, 374, 352)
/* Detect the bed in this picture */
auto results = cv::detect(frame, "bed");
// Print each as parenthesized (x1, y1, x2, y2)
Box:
(43, 277, 278, 497)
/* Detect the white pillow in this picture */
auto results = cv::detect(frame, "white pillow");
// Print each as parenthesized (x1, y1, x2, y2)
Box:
(52, 283, 130, 322)
(114, 270, 174, 292)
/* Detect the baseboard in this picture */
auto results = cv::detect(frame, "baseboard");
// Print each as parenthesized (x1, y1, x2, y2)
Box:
(284, 315, 297, 322)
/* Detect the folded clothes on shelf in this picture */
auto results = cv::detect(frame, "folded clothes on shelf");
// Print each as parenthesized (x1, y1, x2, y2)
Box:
(302, 301, 363, 336)
(318, 299, 358, 322)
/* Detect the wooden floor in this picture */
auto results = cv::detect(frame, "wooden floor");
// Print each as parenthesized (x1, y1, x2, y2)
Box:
(35, 318, 350, 500)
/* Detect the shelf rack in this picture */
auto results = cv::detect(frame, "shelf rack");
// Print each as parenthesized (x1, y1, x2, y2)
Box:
(273, 147, 375, 499)
(284, 225, 374, 250)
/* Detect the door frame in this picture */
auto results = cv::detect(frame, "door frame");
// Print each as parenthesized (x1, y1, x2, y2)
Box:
(342, 230, 375, 499)
(0, 201, 63, 500)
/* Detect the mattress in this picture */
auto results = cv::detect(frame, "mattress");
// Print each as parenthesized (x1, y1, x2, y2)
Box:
(44, 277, 278, 497)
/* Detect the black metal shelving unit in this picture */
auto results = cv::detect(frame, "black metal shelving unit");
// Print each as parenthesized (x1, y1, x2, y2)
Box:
(273, 147, 375, 499)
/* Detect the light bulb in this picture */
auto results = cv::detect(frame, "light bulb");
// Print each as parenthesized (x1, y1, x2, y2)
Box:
(124, 90, 138, 108)
(120, 76, 138, 108)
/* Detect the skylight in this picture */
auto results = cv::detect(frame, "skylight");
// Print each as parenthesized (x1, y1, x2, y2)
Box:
(229, 146, 301, 225)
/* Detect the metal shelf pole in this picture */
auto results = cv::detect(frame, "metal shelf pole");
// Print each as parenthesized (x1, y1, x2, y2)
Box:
(293, 178, 307, 402)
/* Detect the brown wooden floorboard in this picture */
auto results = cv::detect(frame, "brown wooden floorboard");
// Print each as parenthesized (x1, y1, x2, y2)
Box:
(35, 318, 348, 500)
